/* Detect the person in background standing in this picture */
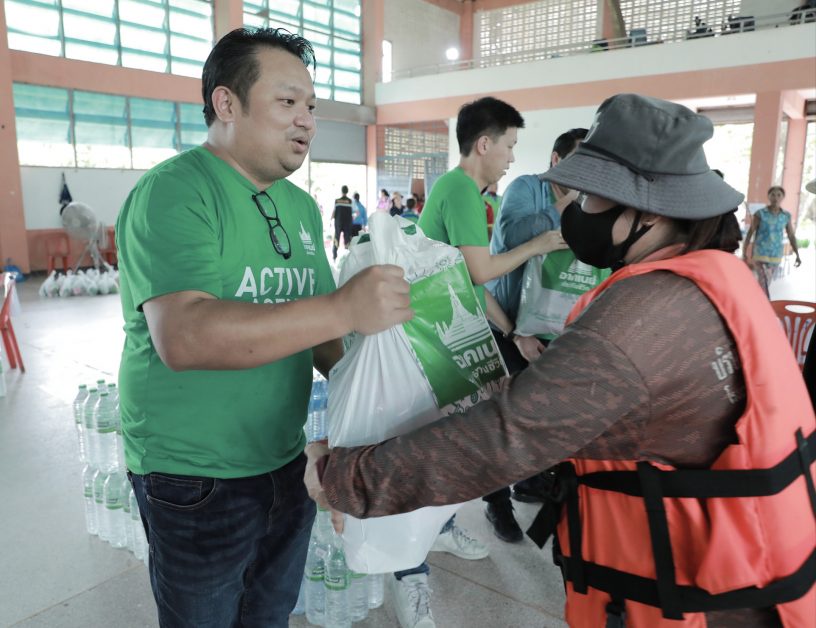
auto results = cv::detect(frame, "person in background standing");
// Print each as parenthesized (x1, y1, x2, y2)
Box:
(351, 191, 367, 238)
(376, 188, 390, 213)
(401, 197, 420, 223)
(332, 184, 354, 259)
(389, 191, 406, 217)
(742, 185, 802, 297)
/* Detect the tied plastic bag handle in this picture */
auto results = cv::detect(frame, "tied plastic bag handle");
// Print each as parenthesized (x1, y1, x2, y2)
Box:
(368, 213, 426, 268)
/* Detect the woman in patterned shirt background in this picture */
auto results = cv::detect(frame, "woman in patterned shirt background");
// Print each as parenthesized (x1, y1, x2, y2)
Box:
(743, 185, 802, 296)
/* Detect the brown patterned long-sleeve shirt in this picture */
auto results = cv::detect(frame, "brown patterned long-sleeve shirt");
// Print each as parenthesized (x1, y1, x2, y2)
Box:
(321, 270, 786, 626)
(323, 271, 746, 515)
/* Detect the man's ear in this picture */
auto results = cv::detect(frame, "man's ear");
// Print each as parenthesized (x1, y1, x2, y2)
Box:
(211, 86, 237, 123)
(550, 151, 560, 168)
(475, 134, 491, 156)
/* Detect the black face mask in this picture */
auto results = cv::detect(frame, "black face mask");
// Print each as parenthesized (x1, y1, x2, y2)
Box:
(561, 201, 652, 270)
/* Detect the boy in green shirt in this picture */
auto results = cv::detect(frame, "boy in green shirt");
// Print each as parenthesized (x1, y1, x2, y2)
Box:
(118, 28, 411, 627)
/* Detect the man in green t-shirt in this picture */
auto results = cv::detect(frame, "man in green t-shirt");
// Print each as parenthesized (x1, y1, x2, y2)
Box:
(117, 28, 411, 627)
(395, 97, 565, 627)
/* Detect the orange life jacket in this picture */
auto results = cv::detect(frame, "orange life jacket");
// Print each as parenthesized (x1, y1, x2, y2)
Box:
(527, 250, 816, 627)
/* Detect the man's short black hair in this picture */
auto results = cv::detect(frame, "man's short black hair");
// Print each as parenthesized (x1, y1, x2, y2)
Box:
(202, 27, 315, 127)
(353, 192, 360, 200)
(552, 128, 588, 159)
(456, 97, 524, 156)
(406, 197, 416, 209)
(341, 185, 348, 195)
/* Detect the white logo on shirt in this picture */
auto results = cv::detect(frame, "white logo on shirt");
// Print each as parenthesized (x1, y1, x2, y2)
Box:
(299, 222, 316, 255)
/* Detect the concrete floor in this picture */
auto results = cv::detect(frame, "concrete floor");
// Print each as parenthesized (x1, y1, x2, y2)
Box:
(1, 249, 813, 628)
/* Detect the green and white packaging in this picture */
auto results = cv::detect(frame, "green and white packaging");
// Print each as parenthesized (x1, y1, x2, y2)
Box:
(327, 213, 505, 573)
(516, 250, 611, 340)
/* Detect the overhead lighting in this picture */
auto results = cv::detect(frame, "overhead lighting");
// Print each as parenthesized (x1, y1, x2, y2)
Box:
(445, 47, 460, 61)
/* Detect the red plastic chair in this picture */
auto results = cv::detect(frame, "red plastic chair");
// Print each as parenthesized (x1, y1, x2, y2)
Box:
(100, 226, 117, 266)
(44, 231, 70, 275)
(0, 274, 25, 373)
(771, 300, 816, 371)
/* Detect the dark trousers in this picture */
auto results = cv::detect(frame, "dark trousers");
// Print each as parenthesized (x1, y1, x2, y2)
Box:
(129, 454, 315, 628)
(333, 221, 353, 259)
(483, 329, 548, 504)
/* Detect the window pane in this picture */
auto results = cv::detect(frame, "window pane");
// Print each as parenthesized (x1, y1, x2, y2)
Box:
(315, 85, 332, 100)
(178, 102, 207, 150)
(65, 41, 119, 64)
(121, 25, 168, 55)
(122, 50, 168, 72)
(333, 90, 360, 105)
(7, 32, 62, 55)
(335, 70, 359, 90)
(63, 13, 117, 46)
(74, 91, 130, 168)
(334, 12, 359, 37)
(170, 59, 204, 78)
(119, 0, 166, 28)
(13, 83, 75, 167)
(5, 1, 60, 38)
(62, 0, 115, 17)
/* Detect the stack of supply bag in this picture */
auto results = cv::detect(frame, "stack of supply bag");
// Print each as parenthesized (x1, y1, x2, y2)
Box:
(328, 213, 506, 574)
(515, 250, 610, 340)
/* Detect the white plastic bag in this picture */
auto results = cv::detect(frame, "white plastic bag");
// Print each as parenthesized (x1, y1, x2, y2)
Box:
(516, 250, 610, 340)
(328, 213, 505, 573)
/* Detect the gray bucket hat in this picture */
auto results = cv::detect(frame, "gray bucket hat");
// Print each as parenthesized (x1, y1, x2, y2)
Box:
(542, 93, 744, 219)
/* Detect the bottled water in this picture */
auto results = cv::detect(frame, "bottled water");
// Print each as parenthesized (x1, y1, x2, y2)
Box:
(348, 570, 369, 621)
(308, 378, 328, 442)
(305, 527, 327, 625)
(292, 577, 306, 616)
(82, 464, 98, 535)
(367, 573, 384, 609)
(122, 477, 135, 552)
(323, 530, 351, 628)
(93, 470, 109, 540)
(103, 471, 127, 548)
(94, 392, 119, 473)
(73, 384, 89, 462)
(129, 489, 148, 562)
(83, 388, 101, 469)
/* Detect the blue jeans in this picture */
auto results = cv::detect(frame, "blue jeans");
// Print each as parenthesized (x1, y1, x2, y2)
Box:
(393, 516, 455, 579)
(129, 453, 315, 628)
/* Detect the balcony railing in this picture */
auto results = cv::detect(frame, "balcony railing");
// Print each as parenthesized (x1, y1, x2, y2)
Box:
(391, 9, 815, 81)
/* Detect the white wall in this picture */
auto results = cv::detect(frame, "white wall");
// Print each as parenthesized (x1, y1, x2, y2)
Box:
(386, 0, 460, 76)
(446, 105, 599, 195)
(20, 167, 145, 230)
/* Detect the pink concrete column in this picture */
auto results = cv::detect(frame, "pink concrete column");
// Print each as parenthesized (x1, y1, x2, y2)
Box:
(747, 92, 784, 205)
(460, 0, 474, 63)
(213, 0, 244, 41)
(0, 1, 30, 272)
(362, 0, 384, 206)
(782, 116, 807, 226)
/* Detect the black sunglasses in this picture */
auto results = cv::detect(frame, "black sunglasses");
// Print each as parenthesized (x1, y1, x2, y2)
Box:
(252, 191, 291, 259)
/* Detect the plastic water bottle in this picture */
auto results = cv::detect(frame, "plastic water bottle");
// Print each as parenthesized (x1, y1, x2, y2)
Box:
(122, 477, 135, 552)
(103, 471, 127, 548)
(94, 392, 119, 473)
(305, 523, 328, 625)
(82, 463, 98, 535)
(73, 384, 89, 462)
(292, 577, 306, 616)
(367, 573, 384, 609)
(309, 379, 328, 442)
(324, 530, 351, 627)
(348, 570, 369, 621)
(93, 469, 109, 540)
(83, 388, 101, 468)
(129, 489, 148, 562)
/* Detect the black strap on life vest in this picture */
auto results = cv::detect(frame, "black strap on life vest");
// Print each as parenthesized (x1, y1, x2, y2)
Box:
(527, 428, 816, 620)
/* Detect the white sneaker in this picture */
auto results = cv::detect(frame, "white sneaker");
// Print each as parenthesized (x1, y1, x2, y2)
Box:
(389, 574, 436, 628)
(430, 523, 489, 560)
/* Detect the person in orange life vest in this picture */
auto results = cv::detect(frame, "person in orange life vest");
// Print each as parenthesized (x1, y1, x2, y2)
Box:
(304, 93, 816, 627)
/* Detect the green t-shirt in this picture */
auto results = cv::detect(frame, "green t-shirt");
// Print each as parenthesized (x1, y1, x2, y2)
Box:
(116, 146, 335, 478)
(417, 167, 488, 311)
